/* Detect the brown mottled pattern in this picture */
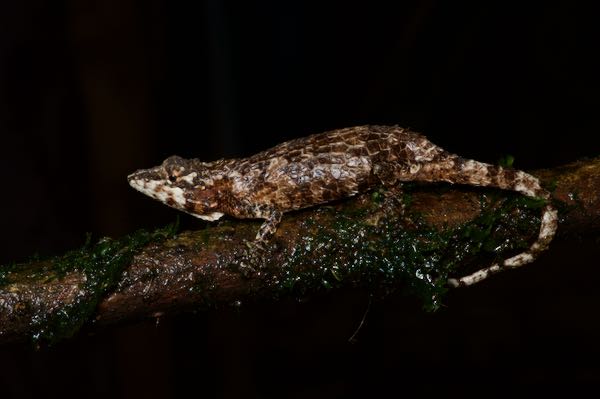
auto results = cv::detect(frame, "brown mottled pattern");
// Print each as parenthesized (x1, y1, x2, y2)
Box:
(128, 125, 558, 286)
(229, 125, 434, 216)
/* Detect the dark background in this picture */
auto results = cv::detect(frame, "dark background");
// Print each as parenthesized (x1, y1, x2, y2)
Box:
(1, 1, 599, 397)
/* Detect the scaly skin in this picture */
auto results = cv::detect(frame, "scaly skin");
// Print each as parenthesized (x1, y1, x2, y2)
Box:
(128, 125, 558, 286)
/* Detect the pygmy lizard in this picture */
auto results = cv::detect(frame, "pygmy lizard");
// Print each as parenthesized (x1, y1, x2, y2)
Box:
(128, 125, 558, 287)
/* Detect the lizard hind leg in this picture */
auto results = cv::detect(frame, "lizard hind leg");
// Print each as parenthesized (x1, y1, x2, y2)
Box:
(236, 210, 283, 277)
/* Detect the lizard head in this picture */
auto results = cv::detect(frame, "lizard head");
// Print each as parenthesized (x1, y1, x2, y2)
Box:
(127, 155, 225, 221)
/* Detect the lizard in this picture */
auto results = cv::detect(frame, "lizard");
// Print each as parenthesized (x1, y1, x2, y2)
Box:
(127, 125, 558, 287)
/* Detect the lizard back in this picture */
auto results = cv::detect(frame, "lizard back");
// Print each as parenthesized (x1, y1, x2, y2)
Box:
(228, 125, 439, 214)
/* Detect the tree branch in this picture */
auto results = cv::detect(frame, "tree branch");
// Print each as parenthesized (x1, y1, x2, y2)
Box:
(1, 157, 599, 345)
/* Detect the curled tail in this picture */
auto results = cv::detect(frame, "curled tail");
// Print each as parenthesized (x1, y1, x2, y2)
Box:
(416, 155, 558, 287)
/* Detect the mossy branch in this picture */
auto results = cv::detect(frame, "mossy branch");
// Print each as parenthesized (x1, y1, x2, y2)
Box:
(1, 158, 599, 345)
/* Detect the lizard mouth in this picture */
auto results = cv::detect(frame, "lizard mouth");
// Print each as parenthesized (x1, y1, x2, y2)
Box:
(129, 177, 224, 221)
(128, 177, 187, 208)
(127, 165, 167, 183)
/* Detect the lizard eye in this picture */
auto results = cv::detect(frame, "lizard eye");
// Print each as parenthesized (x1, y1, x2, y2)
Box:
(168, 174, 177, 183)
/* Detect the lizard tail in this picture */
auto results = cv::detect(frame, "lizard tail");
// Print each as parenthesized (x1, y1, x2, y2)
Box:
(423, 156, 559, 287)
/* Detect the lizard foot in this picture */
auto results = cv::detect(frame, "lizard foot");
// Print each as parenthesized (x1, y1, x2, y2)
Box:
(380, 186, 406, 216)
(235, 239, 269, 278)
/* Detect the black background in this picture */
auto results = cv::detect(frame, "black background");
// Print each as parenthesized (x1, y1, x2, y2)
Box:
(1, 1, 599, 397)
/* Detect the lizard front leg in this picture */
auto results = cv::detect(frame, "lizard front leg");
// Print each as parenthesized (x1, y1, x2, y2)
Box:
(237, 209, 282, 276)
(255, 209, 283, 242)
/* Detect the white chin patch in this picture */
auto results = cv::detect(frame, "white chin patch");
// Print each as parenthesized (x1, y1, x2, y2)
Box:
(194, 212, 224, 221)
(129, 179, 187, 207)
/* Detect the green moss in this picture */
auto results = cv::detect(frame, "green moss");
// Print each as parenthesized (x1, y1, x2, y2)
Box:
(370, 189, 384, 203)
(546, 179, 559, 192)
(26, 221, 179, 345)
(277, 188, 543, 311)
(0, 263, 14, 287)
(498, 154, 515, 168)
